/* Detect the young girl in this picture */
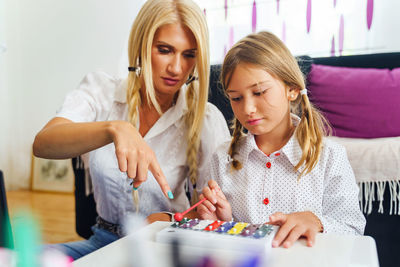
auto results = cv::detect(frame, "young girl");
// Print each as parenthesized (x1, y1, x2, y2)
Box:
(197, 31, 366, 249)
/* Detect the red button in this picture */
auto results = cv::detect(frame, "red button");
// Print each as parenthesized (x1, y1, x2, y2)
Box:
(266, 162, 271, 168)
(263, 198, 269, 205)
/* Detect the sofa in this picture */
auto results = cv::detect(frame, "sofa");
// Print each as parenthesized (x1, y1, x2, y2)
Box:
(74, 52, 400, 267)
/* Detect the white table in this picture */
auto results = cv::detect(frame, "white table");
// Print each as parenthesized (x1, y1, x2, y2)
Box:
(73, 221, 379, 267)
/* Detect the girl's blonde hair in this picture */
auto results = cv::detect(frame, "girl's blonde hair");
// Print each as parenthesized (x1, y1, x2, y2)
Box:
(127, 0, 209, 204)
(221, 31, 330, 177)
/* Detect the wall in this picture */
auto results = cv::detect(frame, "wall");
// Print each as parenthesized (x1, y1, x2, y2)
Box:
(1, 0, 144, 189)
(195, 0, 400, 63)
(0, 0, 10, 186)
(1, 0, 399, 189)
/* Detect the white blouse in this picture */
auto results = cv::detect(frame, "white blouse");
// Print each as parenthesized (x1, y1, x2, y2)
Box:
(206, 115, 366, 235)
(56, 71, 231, 224)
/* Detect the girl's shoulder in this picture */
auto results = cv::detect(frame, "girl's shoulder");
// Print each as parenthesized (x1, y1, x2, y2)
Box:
(319, 136, 349, 163)
(212, 135, 248, 160)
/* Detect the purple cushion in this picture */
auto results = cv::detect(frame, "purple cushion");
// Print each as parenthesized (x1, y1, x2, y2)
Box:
(308, 64, 400, 138)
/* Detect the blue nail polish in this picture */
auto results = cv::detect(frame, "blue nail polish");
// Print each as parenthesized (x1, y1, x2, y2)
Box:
(133, 186, 139, 191)
(168, 191, 174, 199)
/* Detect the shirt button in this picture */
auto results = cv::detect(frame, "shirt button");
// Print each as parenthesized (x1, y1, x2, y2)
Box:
(263, 198, 269, 205)
(266, 162, 271, 168)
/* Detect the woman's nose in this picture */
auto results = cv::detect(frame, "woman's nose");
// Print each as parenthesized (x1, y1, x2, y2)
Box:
(167, 55, 182, 75)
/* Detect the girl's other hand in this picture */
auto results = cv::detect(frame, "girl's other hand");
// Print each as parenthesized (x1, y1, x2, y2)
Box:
(197, 180, 232, 221)
(268, 211, 323, 248)
(110, 121, 172, 199)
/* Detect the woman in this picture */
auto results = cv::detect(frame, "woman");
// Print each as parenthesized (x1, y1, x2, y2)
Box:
(33, 0, 230, 260)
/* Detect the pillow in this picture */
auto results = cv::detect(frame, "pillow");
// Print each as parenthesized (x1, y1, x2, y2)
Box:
(308, 64, 400, 138)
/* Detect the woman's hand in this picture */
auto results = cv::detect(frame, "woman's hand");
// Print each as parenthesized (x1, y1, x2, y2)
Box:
(109, 121, 172, 198)
(197, 180, 232, 221)
(269, 211, 323, 248)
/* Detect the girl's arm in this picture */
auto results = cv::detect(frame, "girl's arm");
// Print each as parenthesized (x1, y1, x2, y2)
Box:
(33, 117, 172, 197)
(269, 143, 366, 248)
(317, 144, 366, 235)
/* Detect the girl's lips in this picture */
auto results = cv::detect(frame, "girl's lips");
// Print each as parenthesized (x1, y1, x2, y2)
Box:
(247, 118, 262, 125)
(162, 77, 179, 86)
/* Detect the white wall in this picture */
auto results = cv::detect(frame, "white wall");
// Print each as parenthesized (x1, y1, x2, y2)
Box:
(0, 0, 10, 187)
(1, 0, 144, 189)
(197, 0, 400, 63)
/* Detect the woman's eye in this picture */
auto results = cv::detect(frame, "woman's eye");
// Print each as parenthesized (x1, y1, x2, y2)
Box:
(158, 47, 171, 54)
(183, 53, 196, 58)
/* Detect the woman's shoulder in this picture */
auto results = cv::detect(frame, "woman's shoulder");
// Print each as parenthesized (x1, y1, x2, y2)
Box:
(200, 102, 231, 143)
(204, 102, 227, 119)
(78, 71, 125, 98)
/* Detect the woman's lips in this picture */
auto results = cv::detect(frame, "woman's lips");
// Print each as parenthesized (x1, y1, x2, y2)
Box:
(247, 118, 262, 125)
(162, 77, 179, 86)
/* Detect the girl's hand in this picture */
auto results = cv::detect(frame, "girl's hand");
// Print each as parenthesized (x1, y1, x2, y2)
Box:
(110, 121, 172, 198)
(197, 180, 232, 221)
(269, 211, 323, 248)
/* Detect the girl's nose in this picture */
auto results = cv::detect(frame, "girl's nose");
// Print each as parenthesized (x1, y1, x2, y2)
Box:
(243, 97, 256, 115)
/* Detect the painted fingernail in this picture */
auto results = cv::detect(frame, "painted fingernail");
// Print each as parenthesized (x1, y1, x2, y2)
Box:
(168, 191, 174, 199)
(133, 185, 139, 190)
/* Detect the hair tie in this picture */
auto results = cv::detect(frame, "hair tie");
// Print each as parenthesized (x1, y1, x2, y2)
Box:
(300, 88, 308, 96)
(128, 66, 141, 76)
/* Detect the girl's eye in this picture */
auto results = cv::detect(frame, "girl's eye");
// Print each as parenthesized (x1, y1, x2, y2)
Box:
(229, 96, 241, 102)
(254, 89, 267, 96)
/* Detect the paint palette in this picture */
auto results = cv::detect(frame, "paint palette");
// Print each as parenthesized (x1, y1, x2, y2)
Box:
(156, 218, 279, 253)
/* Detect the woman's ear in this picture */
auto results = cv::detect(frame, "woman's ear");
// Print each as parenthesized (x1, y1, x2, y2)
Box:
(287, 88, 300, 101)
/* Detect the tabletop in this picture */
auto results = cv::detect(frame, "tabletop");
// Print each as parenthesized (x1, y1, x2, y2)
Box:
(73, 221, 379, 267)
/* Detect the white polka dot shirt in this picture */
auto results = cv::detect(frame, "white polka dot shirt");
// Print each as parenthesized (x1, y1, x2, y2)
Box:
(206, 115, 366, 235)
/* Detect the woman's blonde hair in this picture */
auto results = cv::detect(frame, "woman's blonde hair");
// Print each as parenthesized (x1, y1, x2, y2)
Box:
(126, 0, 209, 204)
(221, 31, 330, 178)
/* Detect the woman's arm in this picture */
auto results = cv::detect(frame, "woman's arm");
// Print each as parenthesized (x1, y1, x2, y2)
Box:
(33, 117, 117, 159)
(33, 117, 172, 198)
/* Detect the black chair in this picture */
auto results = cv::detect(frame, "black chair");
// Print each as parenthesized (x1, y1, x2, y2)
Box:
(0, 170, 14, 249)
(72, 157, 98, 239)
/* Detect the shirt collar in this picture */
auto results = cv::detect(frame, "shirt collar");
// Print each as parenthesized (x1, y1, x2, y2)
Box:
(141, 84, 188, 140)
(236, 114, 303, 170)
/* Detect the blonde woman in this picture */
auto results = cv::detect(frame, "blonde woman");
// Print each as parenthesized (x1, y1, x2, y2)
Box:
(33, 0, 230, 260)
(197, 31, 365, 248)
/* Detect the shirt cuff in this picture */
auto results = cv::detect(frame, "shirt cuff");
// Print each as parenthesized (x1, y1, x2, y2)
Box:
(162, 212, 176, 222)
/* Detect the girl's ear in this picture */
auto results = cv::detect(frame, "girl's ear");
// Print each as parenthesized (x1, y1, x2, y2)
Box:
(287, 87, 300, 101)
